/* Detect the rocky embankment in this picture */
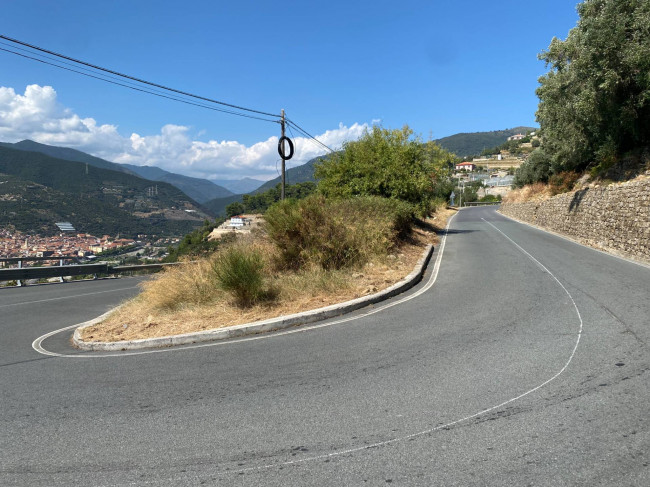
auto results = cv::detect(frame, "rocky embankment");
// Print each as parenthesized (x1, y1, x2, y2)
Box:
(499, 175, 650, 264)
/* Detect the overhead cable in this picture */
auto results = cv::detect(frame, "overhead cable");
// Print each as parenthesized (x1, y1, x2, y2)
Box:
(0, 34, 280, 118)
(285, 118, 335, 153)
(0, 46, 279, 123)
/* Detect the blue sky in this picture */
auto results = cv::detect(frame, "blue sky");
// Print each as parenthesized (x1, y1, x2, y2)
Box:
(0, 0, 580, 181)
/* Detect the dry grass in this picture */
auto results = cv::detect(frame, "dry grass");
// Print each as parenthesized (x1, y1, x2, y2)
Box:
(80, 207, 456, 343)
(503, 170, 650, 206)
(501, 182, 552, 204)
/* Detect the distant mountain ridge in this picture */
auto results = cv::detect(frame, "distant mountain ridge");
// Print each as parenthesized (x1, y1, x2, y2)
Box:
(121, 164, 234, 202)
(0, 145, 210, 237)
(0, 140, 234, 203)
(434, 126, 537, 158)
(202, 155, 329, 216)
(212, 177, 265, 194)
(2, 126, 537, 224)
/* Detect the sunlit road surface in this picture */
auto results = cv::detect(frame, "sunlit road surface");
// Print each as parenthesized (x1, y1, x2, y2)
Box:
(1, 207, 648, 486)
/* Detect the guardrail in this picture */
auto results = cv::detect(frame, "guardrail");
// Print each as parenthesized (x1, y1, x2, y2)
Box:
(463, 201, 502, 207)
(0, 262, 176, 287)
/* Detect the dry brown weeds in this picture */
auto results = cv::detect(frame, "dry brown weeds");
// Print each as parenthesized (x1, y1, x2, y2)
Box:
(501, 182, 552, 204)
(80, 208, 457, 343)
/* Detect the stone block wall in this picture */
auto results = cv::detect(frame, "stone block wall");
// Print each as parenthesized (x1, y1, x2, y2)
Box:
(499, 177, 650, 263)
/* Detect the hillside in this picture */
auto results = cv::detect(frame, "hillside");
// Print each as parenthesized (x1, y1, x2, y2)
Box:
(0, 140, 137, 175)
(121, 164, 234, 203)
(212, 177, 265, 194)
(253, 154, 331, 194)
(0, 140, 233, 204)
(435, 127, 537, 158)
(202, 155, 331, 216)
(201, 194, 247, 217)
(0, 145, 211, 236)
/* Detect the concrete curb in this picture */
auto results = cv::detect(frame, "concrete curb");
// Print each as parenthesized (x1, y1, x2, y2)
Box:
(73, 244, 434, 351)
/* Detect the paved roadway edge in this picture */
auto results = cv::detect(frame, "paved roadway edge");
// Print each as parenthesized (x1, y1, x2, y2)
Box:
(72, 244, 435, 351)
(497, 208, 650, 270)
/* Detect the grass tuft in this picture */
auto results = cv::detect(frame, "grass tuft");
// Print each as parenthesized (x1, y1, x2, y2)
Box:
(212, 244, 276, 307)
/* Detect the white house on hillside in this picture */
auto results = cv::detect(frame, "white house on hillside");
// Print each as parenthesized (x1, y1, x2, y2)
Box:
(229, 216, 244, 228)
(507, 133, 525, 141)
(455, 162, 476, 171)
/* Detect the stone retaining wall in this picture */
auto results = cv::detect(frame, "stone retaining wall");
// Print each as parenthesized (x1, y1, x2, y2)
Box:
(499, 177, 650, 263)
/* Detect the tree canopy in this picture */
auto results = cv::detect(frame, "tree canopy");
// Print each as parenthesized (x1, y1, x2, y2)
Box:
(314, 125, 455, 215)
(535, 0, 650, 176)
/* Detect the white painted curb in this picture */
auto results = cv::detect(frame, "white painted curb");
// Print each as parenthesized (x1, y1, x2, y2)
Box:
(73, 244, 434, 351)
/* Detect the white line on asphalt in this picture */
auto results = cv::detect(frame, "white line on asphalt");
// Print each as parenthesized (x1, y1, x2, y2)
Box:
(497, 210, 650, 270)
(107, 212, 587, 483)
(32, 213, 457, 359)
(221, 217, 585, 474)
(0, 286, 141, 308)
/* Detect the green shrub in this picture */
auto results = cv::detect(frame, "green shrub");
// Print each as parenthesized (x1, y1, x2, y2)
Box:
(315, 125, 455, 217)
(479, 194, 501, 202)
(211, 245, 274, 307)
(264, 195, 414, 271)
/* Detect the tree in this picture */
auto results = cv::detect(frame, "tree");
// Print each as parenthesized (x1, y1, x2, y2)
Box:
(315, 125, 455, 215)
(225, 201, 245, 218)
(536, 0, 650, 176)
(513, 149, 551, 187)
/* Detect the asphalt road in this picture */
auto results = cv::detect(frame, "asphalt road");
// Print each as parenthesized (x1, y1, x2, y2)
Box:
(1, 206, 648, 486)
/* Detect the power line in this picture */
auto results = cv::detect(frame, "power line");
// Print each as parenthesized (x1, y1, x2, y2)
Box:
(285, 118, 335, 153)
(0, 34, 280, 118)
(1, 34, 337, 153)
(0, 46, 280, 124)
(0, 40, 182, 98)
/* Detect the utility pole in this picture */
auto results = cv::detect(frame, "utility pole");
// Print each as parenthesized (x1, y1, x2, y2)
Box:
(277, 109, 293, 201)
(281, 109, 286, 201)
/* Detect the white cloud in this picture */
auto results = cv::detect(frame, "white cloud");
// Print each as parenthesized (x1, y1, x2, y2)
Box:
(0, 84, 371, 181)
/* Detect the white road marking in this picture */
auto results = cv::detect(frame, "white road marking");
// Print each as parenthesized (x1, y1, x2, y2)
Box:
(32, 214, 457, 359)
(219, 216, 584, 475)
(497, 210, 650, 270)
(0, 285, 140, 308)
(100, 212, 586, 483)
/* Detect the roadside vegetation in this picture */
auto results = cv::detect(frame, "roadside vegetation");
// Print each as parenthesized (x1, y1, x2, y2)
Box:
(225, 181, 317, 217)
(81, 125, 458, 342)
(511, 0, 650, 198)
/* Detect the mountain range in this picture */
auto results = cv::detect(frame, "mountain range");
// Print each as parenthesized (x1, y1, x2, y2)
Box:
(212, 178, 265, 194)
(0, 144, 211, 237)
(0, 140, 237, 204)
(1, 127, 535, 233)
(434, 126, 537, 158)
(202, 156, 326, 215)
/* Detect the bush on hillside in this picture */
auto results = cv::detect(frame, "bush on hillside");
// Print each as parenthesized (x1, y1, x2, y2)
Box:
(264, 195, 413, 271)
(513, 149, 551, 188)
(165, 218, 227, 262)
(315, 125, 455, 216)
(548, 171, 580, 195)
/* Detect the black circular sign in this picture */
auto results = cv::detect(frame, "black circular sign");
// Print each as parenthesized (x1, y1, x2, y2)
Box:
(278, 136, 294, 160)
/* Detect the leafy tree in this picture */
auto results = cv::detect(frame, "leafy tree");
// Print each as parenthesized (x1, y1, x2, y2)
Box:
(536, 0, 650, 176)
(315, 125, 455, 215)
(226, 201, 245, 217)
(513, 149, 551, 187)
